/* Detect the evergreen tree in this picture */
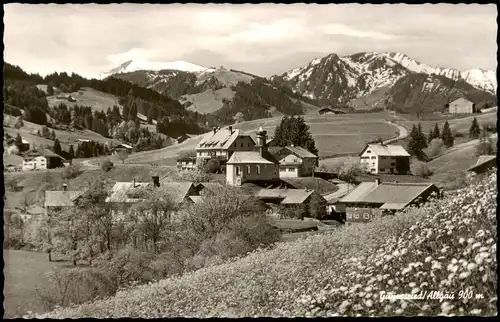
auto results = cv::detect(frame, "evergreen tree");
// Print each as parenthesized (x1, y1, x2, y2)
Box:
(53, 138, 62, 155)
(51, 129, 56, 140)
(68, 144, 75, 159)
(47, 84, 54, 96)
(416, 123, 428, 149)
(441, 121, 454, 148)
(272, 116, 319, 157)
(122, 104, 130, 121)
(476, 125, 495, 156)
(428, 123, 441, 143)
(15, 133, 24, 151)
(469, 117, 481, 139)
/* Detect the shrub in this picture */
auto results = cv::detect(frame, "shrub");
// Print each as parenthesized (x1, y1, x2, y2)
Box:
(62, 164, 84, 179)
(452, 130, 464, 138)
(204, 159, 221, 174)
(426, 138, 445, 159)
(100, 159, 114, 172)
(411, 160, 433, 178)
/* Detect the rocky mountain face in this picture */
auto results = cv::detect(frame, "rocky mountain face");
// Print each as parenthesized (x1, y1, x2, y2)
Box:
(276, 52, 497, 112)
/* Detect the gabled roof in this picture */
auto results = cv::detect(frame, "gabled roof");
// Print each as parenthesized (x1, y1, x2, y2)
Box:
(23, 148, 65, 160)
(280, 177, 337, 195)
(227, 151, 275, 164)
(196, 128, 252, 150)
(113, 143, 133, 150)
(449, 97, 473, 105)
(45, 190, 85, 207)
(360, 144, 410, 157)
(188, 196, 204, 204)
(105, 181, 195, 204)
(361, 182, 438, 210)
(276, 145, 317, 159)
(197, 182, 224, 194)
(256, 188, 316, 204)
(339, 182, 378, 203)
(467, 155, 496, 173)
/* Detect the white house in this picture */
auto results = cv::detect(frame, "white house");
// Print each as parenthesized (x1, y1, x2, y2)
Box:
(359, 143, 411, 175)
(272, 145, 318, 178)
(226, 127, 279, 186)
(22, 148, 65, 171)
(447, 97, 476, 114)
(195, 126, 255, 161)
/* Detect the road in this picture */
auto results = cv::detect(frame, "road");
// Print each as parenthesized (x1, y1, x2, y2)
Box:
(383, 120, 409, 144)
(323, 182, 357, 201)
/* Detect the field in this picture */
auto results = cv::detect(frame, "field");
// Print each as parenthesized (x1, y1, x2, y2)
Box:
(46, 87, 121, 112)
(183, 87, 235, 114)
(3, 250, 71, 318)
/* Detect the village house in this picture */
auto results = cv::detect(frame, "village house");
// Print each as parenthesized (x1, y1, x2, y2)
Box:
(467, 155, 497, 175)
(226, 127, 280, 186)
(195, 126, 256, 162)
(176, 157, 197, 171)
(318, 107, 346, 115)
(22, 148, 66, 170)
(359, 143, 411, 175)
(111, 143, 133, 155)
(272, 145, 318, 178)
(105, 176, 198, 221)
(447, 97, 476, 114)
(339, 179, 440, 225)
(19, 205, 46, 222)
(256, 188, 327, 220)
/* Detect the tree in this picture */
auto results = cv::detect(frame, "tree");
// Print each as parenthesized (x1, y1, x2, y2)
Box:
(272, 115, 319, 157)
(309, 193, 327, 219)
(476, 126, 496, 156)
(428, 123, 440, 144)
(412, 161, 433, 178)
(204, 159, 221, 174)
(101, 159, 114, 172)
(407, 124, 426, 160)
(14, 116, 24, 129)
(41, 126, 51, 139)
(68, 144, 75, 159)
(14, 133, 24, 152)
(416, 123, 428, 149)
(117, 150, 129, 164)
(441, 121, 454, 148)
(51, 129, 57, 141)
(427, 138, 445, 159)
(53, 139, 62, 155)
(469, 117, 481, 139)
(47, 84, 54, 96)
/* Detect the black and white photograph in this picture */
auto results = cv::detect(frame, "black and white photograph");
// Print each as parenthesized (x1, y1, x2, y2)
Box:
(2, 3, 497, 318)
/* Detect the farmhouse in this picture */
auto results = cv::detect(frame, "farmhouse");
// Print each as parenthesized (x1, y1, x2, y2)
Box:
(256, 188, 323, 206)
(226, 127, 279, 186)
(111, 143, 133, 155)
(22, 148, 65, 170)
(467, 155, 497, 175)
(272, 145, 318, 178)
(359, 143, 410, 175)
(195, 126, 255, 161)
(105, 177, 198, 221)
(318, 107, 346, 115)
(447, 97, 476, 114)
(339, 179, 440, 225)
(44, 185, 86, 216)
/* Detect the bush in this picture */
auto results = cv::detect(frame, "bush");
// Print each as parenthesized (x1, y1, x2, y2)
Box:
(452, 130, 464, 138)
(100, 159, 114, 172)
(426, 138, 445, 159)
(204, 159, 221, 174)
(483, 122, 497, 133)
(411, 161, 433, 178)
(62, 164, 84, 179)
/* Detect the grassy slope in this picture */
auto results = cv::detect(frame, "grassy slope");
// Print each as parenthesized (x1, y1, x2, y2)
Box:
(394, 112, 497, 134)
(3, 250, 72, 318)
(37, 171, 497, 318)
(46, 87, 121, 112)
(183, 87, 235, 114)
(119, 111, 399, 165)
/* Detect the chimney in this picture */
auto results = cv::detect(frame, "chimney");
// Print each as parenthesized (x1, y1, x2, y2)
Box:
(62, 183, 67, 191)
(152, 176, 160, 187)
(375, 178, 380, 186)
(213, 127, 217, 134)
(133, 179, 136, 188)
(228, 126, 233, 134)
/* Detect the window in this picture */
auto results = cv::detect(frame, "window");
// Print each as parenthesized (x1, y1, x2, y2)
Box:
(354, 213, 360, 219)
(391, 162, 396, 166)
(347, 213, 352, 219)
(380, 168, 385, 172)
(257, 165, 261, 174)
(366, 150, 371, 153)
(236, 166, 240, 175)
(371, 168, 376, 172)
(247, 165, 251, 174)
(288, 167, 295, 172)
(371, 156, 376, 159)
(240, 142, 243, 148)
(363, 213, 370, 219)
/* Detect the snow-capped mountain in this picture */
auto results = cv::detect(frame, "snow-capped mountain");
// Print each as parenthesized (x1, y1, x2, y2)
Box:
(277, 52, 496, 110)
(99, 60, 215, 79)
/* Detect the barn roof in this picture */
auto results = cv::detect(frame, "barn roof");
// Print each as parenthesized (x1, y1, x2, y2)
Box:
(449, 97, 474, 105)
(197, 128, 253, 150)
(362, 182, 438, 209)
(255, 188, 316, 204)
(105, 181, 194, 204)
(280, 177, 338, 195)
(45, 190, 85, 207)
(23, 148, 65, 160)
(113, 143, 133, 150)
(339, 182, 378, 203)
(467, 155, 496, 173)
(360, 144, 410, 157)
(188, 196, 204, 204)
(275, 145, 317, 159)
(227, 151, 275, 164)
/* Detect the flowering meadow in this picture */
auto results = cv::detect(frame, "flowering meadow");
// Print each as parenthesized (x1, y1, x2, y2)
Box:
(34, 170, 497, 318)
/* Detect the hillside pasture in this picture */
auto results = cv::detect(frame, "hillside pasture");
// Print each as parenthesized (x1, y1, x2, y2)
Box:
(183, 87, 235, 114)
(46, 87, 121, 112)
(348, 86, 391, 110)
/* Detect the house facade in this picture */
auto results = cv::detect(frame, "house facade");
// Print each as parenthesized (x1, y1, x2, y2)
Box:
(273, 145, 318, 178)
(359, 143, 410, 175)
(448, 97, 475, 114)
(226, 127, 279, 186)
(22, 148, 65, 170)
(176, 157, 197, 171)
(195, 126, 255, 161)
(340, 179, 440, 225)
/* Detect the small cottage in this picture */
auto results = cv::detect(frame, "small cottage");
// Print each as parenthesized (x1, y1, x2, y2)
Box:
(273, 145, 318, 178)
(22, 148, 65, 170)
(447, 97, 476, 114)
(111, 143, 133, 155)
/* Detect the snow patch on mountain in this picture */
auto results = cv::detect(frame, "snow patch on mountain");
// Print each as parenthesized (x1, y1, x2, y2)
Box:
(99, 60, 214, 79)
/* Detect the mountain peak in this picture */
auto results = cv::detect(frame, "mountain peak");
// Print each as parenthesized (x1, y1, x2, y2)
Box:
(99, 60, 214, 79)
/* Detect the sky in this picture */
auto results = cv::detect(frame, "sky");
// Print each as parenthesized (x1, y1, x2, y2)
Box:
(3, 3, 498, 79)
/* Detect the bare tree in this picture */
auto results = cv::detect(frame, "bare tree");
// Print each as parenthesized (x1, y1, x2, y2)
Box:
(117, 150, 129, 164)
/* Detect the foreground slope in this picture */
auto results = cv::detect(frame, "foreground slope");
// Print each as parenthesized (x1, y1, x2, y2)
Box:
(37, 171, 497, 318)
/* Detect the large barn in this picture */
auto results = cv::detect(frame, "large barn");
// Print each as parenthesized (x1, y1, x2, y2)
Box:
(447, 97, 476, 114)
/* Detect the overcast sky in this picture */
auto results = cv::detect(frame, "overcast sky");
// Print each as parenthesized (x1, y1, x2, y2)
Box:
(4, 3, 497, 79)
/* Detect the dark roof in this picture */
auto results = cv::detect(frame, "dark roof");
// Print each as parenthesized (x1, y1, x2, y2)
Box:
(468, 155, 496, 173)
(23, 148, 65, 160)
(362, 182, 439, 210)
(106, 180, 195, 204)
(256, 189, 317, 204)
(273, 145, 317, 160)
(280, 177, 338, 195)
